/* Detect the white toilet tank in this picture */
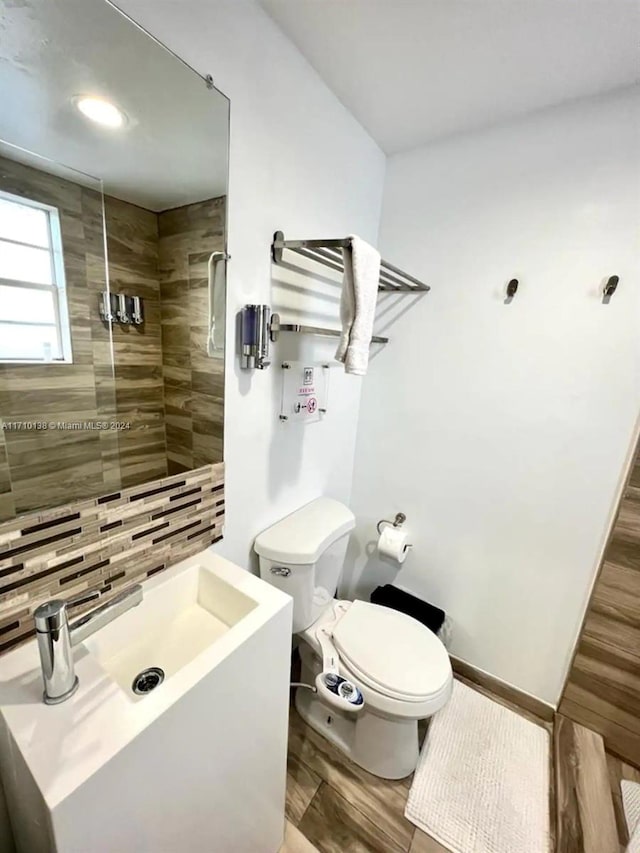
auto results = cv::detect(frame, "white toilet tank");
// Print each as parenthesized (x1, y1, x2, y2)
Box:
(254, 498, 355, 632)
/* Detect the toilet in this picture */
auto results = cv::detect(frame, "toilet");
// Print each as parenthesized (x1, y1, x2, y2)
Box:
(255, 497, 453, 780)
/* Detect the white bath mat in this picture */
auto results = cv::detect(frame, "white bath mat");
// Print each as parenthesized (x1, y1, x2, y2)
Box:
(405, 680, 550, 853)
(622, 781, 640, 852)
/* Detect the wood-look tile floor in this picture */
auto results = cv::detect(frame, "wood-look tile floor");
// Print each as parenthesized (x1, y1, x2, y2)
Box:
(286, 702, 448, 853)
(286, 677, 639, 852)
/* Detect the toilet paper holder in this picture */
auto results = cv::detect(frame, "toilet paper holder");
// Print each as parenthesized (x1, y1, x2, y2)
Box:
(376, 512, 406, 535)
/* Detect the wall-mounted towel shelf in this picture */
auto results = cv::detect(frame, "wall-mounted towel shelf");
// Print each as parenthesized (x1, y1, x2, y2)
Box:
(269, 314, 389, 344)
(271, 231, 430, 293)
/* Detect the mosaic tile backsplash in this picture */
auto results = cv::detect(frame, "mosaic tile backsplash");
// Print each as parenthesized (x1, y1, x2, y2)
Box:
(0, 462, 224, 654)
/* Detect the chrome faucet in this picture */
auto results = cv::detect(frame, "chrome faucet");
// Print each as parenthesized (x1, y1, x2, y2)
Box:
(34, 584, 143, 705)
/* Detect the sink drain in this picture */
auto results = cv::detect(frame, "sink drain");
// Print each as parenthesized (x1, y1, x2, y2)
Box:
(132, 667, 165, 695)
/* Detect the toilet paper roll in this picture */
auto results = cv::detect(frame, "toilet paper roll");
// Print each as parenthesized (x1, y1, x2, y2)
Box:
(377, 525, 411, 564)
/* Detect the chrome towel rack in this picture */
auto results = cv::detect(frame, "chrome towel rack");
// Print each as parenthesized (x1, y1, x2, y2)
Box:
(269, 315, 388, 344)
(271, 231, 430, 293)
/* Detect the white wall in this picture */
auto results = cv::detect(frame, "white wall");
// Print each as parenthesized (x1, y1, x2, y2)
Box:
(117, 0, 385, 570)
(0, 6, 383, 849)
(346, 87, 640, 705)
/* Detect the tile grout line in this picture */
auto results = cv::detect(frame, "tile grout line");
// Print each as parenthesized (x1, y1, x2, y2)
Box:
(293, 740, 414, 853)
(294, 773, 323, 830)
(408, 826, 418, 851)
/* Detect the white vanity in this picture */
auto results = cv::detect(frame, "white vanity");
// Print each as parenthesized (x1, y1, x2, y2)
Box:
(0, 551, 292, 853)
(0, 0, 294, 849)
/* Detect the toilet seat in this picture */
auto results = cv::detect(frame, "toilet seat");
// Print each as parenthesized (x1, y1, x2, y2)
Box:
(332, 600, 451, 702)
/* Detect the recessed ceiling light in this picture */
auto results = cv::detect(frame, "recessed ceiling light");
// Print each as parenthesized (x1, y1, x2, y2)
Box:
(75, 96, 126, 129)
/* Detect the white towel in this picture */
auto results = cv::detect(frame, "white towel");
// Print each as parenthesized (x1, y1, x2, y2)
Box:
(335, 235, 381, 375)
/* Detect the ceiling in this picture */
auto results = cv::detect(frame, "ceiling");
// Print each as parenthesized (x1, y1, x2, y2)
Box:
(261, 0, 640, 154)
(0, 0, 229, 211)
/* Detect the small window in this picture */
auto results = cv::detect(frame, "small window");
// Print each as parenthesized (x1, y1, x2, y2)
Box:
(0, 190, 72, 363)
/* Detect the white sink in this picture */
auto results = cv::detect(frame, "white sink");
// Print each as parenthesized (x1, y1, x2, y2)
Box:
(0, 550, 293, 853)
(84, 566, 257, 700)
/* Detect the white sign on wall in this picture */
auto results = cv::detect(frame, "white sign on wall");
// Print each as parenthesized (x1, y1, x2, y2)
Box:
(279, 361, 329, 424)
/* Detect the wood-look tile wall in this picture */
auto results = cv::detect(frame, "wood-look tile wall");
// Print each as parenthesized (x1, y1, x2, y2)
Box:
(104, 197, 168, 488)
(0, 156, 113, 519)
(158, 198, 225, 474)
(0, 429, 12, 524)
(559, 436, 640, 767)
(1, 155, 226, 519)
(0, 462, 224, 655)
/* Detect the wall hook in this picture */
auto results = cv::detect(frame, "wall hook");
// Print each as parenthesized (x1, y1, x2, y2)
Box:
(504, 279, 519, 304)
(602, 275, 619, 304)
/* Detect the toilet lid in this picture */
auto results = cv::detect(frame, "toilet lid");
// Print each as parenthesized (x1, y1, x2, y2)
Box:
(332, 601, 451, 702)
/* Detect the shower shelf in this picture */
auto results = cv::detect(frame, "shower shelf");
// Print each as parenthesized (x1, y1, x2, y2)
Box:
(271, 230, 430, 293)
